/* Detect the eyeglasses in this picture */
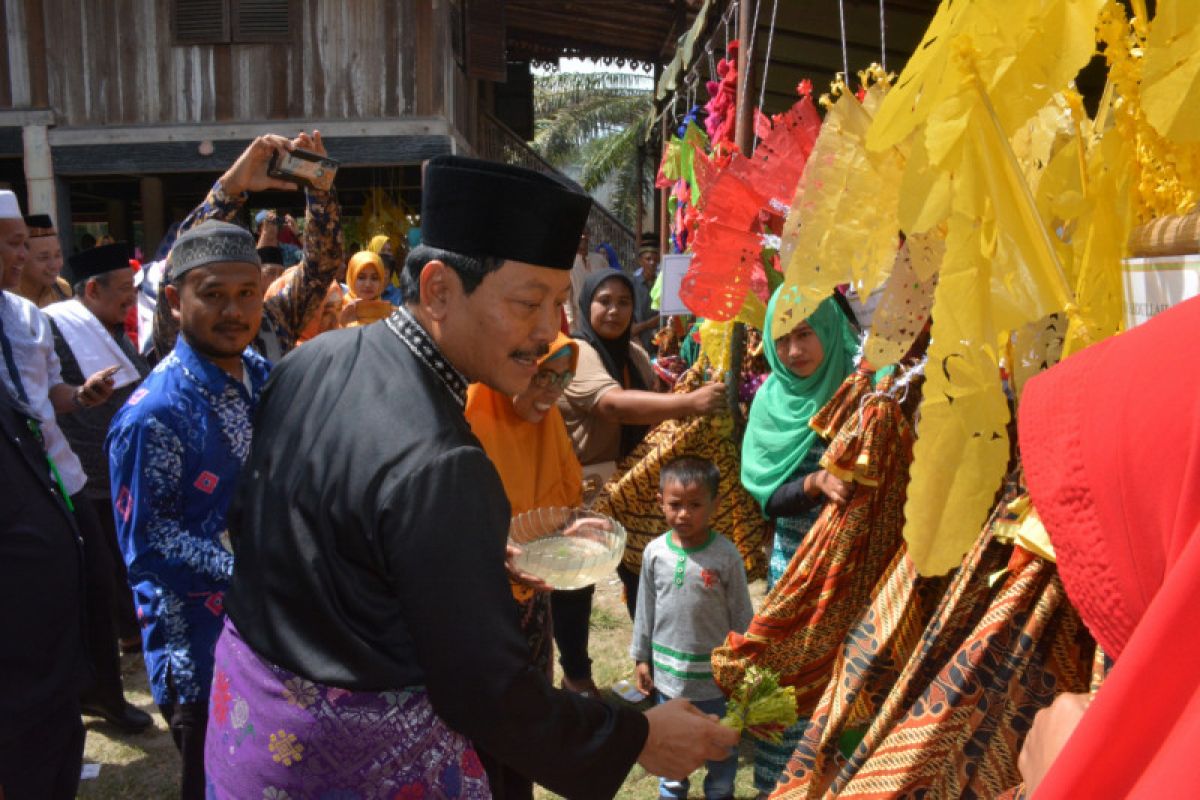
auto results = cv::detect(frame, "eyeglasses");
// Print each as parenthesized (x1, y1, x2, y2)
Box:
(530, 369, 574, 390)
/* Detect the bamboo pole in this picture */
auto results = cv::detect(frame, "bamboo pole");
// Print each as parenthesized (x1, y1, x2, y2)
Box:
(734, 0, 756, 156)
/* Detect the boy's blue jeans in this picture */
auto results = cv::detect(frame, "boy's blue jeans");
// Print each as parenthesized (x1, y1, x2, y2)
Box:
(655, 691, 738, 800)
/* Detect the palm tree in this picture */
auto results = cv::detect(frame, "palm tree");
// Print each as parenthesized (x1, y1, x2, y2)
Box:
(533, 71, 655, 230)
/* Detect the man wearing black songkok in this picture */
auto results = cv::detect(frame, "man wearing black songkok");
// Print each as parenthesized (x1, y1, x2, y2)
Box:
(210, 156, 736, 799)
(45, 242, 153, 732)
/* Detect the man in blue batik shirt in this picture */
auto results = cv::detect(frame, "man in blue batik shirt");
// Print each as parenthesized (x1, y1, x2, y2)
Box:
(107, 130, 341, 800)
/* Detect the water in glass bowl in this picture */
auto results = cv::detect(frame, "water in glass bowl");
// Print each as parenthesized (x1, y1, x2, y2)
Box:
(508, 507, 627, 590)
(513, 536, 615, 590)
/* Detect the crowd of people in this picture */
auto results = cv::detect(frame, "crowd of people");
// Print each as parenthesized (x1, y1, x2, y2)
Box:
(0, 120, 1194, 800)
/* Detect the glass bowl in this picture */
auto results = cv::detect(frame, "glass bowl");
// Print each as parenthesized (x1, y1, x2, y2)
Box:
(508, 507, 627, 590)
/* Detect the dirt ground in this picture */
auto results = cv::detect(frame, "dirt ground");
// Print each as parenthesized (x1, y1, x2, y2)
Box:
(80, 575, 768, 799)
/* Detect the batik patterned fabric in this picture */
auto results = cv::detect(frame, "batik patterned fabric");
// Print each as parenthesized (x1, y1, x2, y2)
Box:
(711, 373, 911, 794)
(107, 336, 270, 704)
(990, 648, 1110, 800)
(712, 373, 905, 710)
(594, 360, 768, 581)
(206, 618, 490, 800)
(151, 180, 343, 363)
(789, 507, 1094, 800)
(520, 592, 554, 679)
(767, 549, 949, 799)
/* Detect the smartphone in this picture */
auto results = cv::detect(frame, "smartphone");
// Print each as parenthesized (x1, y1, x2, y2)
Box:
(268, 148, 339, 192)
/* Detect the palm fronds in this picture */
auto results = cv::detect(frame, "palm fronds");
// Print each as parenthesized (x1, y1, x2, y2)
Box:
(533, 71, 656, 229)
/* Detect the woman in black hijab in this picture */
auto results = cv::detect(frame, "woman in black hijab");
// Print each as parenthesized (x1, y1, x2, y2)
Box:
(563, 271, 727, 461)
(554, 270, 728, 697)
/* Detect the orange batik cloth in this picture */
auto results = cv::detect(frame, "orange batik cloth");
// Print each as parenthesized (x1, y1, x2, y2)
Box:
(711, 370, 912, 718)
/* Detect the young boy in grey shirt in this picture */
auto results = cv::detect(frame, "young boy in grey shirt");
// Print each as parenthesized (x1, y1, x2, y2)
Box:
(631, 457, 754, 800)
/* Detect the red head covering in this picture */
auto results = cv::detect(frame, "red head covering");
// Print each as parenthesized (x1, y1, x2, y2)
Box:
(1018, 295, 1200, 798)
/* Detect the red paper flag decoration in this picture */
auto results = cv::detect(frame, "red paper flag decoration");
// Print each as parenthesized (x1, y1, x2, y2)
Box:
(681, 91, 823, 320)
(747, 93, 823, 213)
(681, 222, 764, 321)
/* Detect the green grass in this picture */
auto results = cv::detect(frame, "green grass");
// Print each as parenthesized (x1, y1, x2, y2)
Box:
(77, 654, 178, 798)
(533, 575, 768, 800)
(79, 576, 768, 799)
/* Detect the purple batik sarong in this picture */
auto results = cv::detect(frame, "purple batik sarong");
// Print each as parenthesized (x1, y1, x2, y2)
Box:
(205, 617, 491, 799)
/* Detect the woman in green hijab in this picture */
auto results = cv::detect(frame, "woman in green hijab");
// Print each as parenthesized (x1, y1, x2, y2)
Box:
(741, 288, 860, 589)
(740, 288, 861, 797)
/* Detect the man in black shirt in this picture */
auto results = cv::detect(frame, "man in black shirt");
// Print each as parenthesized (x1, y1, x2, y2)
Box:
(215, 157, 737, 799)
(47, 242, 153, 732)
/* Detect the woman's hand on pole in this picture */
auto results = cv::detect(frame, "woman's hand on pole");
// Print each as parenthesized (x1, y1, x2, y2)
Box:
(688, 381, 728, 415)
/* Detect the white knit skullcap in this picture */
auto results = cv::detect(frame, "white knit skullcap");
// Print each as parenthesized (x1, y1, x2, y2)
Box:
(0, 190, 22, 220)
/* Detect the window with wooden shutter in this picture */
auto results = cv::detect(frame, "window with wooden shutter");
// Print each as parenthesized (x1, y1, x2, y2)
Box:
(173, 0, 230, 44)
(232, 0, 293, 43)
(172, 0, 292, 45)
(465, 0, 507, 82)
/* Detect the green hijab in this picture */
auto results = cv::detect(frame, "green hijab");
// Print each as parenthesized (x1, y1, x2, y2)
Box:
(741, 289, 860, 510)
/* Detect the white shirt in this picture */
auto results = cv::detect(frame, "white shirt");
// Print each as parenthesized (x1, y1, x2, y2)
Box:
(0, 291, 88, 494)
(136, 259, 166, 355)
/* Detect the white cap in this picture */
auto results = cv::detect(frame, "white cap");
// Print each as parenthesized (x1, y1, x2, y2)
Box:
(0, 190, 22, 219)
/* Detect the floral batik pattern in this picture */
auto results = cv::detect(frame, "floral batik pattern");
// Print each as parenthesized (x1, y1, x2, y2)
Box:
(206, 618, 490, 800)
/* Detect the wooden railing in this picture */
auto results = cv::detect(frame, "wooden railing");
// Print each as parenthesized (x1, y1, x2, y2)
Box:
(477, 112, 638, 271)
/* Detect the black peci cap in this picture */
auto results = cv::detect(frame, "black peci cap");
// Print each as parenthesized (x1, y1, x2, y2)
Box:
(24, 214, 55, 237)
(66, 241, 130, 283)
(256, 245, 284, 266)
(419, 155, 593, 270)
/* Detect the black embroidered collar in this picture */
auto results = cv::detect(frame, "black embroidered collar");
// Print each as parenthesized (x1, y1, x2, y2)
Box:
(385, 307, 468, 408)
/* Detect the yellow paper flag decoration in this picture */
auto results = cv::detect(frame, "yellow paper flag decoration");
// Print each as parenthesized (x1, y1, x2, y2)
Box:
(867, 0, 1107, 157)
(1097, 1, 1200, 223)
(903, 211, 1013, 574)
(1063, 123, 1135, 357)
(898, 58, 1087, 574)
(774, 79, 904, 338)
(791, 0, 1200, 575)
(1008, 314, 1067, 402)
(864, 244, 937, 369)
(1142, 1, 1200, 143)
(698, 319, 735, 377)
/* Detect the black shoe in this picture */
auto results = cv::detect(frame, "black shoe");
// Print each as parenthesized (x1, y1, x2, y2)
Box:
(80, 700, 153, 733)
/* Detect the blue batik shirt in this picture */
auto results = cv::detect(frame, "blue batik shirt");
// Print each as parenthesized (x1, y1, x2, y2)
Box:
(107, 336, 271, 704)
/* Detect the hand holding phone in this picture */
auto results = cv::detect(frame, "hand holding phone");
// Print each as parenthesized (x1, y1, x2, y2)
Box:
(268, 148, 339, 192)
(76, 365, 121, 408)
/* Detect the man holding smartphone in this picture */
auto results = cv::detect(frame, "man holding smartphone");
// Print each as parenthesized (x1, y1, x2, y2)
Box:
(46, 242, 155, 729)
(148, 132, 341, 363)
(107, 131, 341, 800)
(0, 195, 153, 736)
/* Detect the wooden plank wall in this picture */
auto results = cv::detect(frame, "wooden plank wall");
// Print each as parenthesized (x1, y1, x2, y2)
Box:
(4, 0, 454, 126)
